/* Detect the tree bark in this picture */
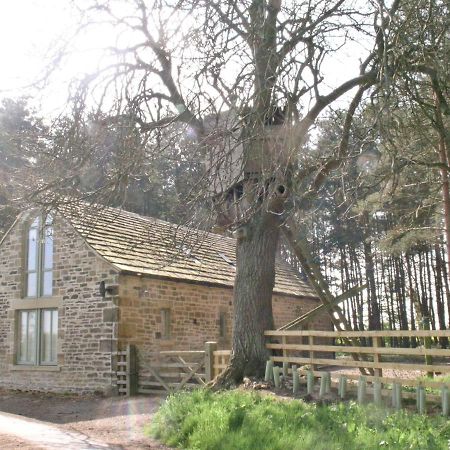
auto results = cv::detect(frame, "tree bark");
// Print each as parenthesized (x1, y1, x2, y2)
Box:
(213, 208, 280, 386)
(435, 91, 450, 283)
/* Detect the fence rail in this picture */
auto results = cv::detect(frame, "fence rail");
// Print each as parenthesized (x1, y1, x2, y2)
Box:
(115, 343, 230, 395)
(264, 329, 450, 391)
(265, 329, 450, 338)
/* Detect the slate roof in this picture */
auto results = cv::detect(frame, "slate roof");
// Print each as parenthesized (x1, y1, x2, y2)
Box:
(60, 203, 316, 299)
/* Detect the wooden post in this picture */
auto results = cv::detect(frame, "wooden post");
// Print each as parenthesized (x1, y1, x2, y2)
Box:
(393, 383, 402, 410)
(423, 317, 434, 377)
(338, 375, 347, 400)
(265, 360, 274, 382)
(373, 336, 382, 378)
(319, 373, 327, 398)
(309, 335, 316, 370)
(441, 386, 449, 417)
(126, 344, 138, 396)
(292, 365, 299, 394)
(357, 376, 366, 404)
(373, 380, 382, 406)
(282, 335, 287, 359)
(418, 386, 426, 414)
(391, 383, 397, 409)
(307, 370, 314, 395)
(273, 366, 281, 388)
(324, 372, 331, 394)
(282, 361, 289, 378)
(204, 341, 218, 382)
(416, 385, 420, 410)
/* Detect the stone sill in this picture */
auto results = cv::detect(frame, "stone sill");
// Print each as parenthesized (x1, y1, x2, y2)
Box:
(9, 297, 63, 310)
(10, 365, 61, 372)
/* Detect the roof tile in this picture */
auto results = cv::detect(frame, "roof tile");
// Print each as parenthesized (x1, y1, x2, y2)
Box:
(60, 203, 316, 298)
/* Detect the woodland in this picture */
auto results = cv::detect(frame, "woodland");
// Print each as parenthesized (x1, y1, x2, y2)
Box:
(0, 0, 448, 382)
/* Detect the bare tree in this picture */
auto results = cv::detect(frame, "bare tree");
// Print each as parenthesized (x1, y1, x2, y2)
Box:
(21, 0, 412, 383)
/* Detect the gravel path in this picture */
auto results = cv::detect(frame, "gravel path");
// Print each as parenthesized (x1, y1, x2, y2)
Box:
(0, 389, 171, 450)
(0, 411, 114, 449)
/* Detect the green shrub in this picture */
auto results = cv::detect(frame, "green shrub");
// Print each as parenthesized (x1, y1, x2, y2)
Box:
(148, 389, 450, 450)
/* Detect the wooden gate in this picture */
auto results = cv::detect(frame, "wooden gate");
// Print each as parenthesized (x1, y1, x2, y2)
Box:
(115, 342, 228, 395)
(138, 350, 207, 395)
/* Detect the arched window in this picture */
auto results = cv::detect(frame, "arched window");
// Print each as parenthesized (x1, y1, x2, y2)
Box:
(25, 215, 53, 297)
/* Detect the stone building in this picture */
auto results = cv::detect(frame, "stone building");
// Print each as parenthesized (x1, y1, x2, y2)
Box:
(0, 204, 330, 394)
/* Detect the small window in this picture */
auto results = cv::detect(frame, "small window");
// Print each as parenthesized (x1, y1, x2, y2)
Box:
(161, 308, 171, 339)
(17, 308, 58, 366)
(25, 215, 53, 297)
(219, 312, 227, 338)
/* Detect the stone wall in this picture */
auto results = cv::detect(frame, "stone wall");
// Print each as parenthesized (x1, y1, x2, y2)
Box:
(0, 212, 119, 393)
(0, 210, 332, 394)
(118, 274, 331, 364)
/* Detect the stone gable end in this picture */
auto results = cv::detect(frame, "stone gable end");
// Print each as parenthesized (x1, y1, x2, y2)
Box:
(0, 212, 119, 393)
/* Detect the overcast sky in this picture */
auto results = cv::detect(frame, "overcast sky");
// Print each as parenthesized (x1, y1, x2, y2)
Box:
(0, 1, 368, 119)
(0, 1, 70, 104)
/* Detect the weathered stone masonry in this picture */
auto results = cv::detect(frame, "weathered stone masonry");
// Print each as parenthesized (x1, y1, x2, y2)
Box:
(0, 214, 119, 393)
(0, 208, 332, 394)
(118, 274, 331, 365)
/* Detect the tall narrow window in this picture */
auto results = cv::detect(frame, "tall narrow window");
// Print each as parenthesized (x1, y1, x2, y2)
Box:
(17, 310, 37, 364)
(26, 218, 39, 297)
(17, 308, 58, 366)
(25, 215, 53, 297)
(161, 308, 171, 339)
(219, 312, 227, 338)
(40, 309, 58, 364)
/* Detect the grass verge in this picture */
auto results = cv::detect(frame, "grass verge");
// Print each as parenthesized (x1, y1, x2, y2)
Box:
(149, 389, 450, 450)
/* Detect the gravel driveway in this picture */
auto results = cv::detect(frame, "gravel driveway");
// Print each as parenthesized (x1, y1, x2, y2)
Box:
(0, 389, 171, 450)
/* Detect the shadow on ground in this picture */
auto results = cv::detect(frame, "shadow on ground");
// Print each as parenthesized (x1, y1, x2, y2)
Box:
(0, 389, 164, 424)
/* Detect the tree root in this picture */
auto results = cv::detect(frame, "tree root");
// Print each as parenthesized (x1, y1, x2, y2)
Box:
(208, 364, 243, 391)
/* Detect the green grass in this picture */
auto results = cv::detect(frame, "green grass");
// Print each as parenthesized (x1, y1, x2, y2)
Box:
(148, 389, 450, 450)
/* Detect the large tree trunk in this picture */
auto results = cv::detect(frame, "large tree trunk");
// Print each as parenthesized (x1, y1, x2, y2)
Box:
(214, 208, 280, 386)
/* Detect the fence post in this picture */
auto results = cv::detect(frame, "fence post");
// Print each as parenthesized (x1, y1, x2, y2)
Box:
(126, 344, 138, 396)
(418, 386, 426, 414)
(442, 386, 449, 417)
(319, 373, 327, 398)
(292, 365, 299, 394)
(358, 376, 366, 404)
(338, 375, 347, 399)
(373, 336, 382, 378)
(204, 341, 218, 382)
(423, 317, 434, 377)
(265, 360, 274, 382)
(392, 383, 402, 410)
(373, 380, 382, 406)
(273, 366, 281, 388)
(282, 361, 289, 378)
(309, 335, 316, 371)
(307, 370, 314, 395)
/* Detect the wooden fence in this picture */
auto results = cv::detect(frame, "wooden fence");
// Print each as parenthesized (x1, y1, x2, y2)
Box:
(115, 345, 137, 396)
(115, 342, 230, 395)
(265, 329, 450, 404)
(213, 349, 231, 378)
(116, 328, 450, 410)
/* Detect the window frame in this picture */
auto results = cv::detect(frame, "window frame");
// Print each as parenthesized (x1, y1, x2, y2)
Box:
(219, 311, 227, 338)
(161, 308, 171, 339)
(24, 215, 54, 298)
(16, 308, 58, 366)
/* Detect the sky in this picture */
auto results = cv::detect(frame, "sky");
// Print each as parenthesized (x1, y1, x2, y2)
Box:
(0, 1, 369, 119)
(0, 1, 72, 110)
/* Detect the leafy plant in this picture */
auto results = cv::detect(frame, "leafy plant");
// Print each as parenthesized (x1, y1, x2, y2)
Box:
(148, 389, 450, 450)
